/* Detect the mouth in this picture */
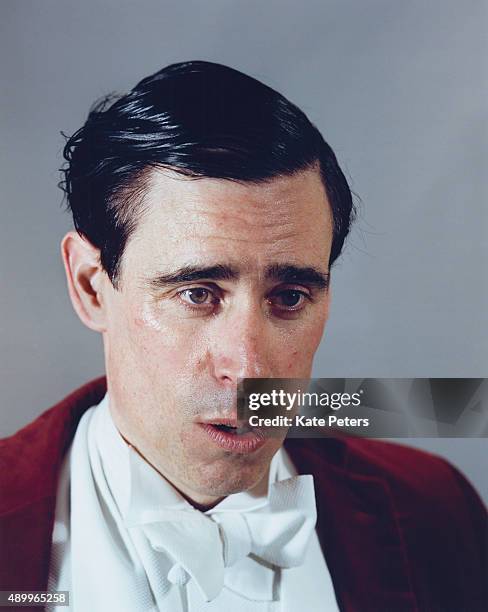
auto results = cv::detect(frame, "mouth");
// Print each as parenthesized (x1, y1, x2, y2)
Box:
(196, 417, 266, 453)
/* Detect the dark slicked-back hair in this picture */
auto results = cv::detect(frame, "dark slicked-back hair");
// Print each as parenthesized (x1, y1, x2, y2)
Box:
(60, 60, 355, 287)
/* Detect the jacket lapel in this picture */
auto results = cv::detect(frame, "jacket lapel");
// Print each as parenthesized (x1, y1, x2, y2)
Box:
(285, 438, 419, 612)
(0, 377, 107, 592)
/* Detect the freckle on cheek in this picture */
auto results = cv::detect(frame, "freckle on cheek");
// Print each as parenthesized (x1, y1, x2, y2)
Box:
(288, 350, 299, 371)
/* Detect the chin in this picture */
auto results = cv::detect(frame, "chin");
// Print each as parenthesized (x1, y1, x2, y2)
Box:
(191, 461, 269, 498)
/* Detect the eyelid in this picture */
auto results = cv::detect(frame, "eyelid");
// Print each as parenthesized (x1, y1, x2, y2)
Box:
(175, 282, 223, 295)
(268, 284, 312, 297)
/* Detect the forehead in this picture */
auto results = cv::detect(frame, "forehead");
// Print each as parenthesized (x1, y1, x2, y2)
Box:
(124, 166, 333, 277)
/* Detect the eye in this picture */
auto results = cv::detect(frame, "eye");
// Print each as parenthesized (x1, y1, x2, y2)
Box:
(178, 287, 218, 307)
(180, 288, 211, 305)
(269, 289, 309, 311)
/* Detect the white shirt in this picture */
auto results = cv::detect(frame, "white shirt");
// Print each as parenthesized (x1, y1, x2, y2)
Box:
(47, 394, 338, 611)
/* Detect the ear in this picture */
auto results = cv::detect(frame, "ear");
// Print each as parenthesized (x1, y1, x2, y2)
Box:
(61, 231, 110, 332)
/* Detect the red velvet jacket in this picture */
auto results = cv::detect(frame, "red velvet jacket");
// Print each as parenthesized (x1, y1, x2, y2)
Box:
(0, 378, 486, 611)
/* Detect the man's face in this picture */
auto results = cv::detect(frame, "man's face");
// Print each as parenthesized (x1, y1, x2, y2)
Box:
(102, 165, 333, 505)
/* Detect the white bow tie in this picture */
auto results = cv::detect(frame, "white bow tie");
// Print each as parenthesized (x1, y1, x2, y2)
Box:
(130, 474, 317, 602)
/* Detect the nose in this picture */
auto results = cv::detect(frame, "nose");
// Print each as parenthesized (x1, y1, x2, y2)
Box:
(209, 306, 272, 387)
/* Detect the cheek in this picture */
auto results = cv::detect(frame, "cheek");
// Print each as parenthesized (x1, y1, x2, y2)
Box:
(284, 344, 317, 376)
(283, 313, 328, 375)
(287, 350, 299, 372)
(127, 303, 210, 388)
(130, 313, 186, 371)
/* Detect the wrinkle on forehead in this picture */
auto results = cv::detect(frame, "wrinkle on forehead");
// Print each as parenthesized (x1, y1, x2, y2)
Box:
(123, 166, 333, 280)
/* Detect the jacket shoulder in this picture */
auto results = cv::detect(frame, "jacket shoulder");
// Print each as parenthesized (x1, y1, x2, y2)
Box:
(342, 436, 484, 505)
(286, 435, 486, 528)
(0, 377, 107, 515)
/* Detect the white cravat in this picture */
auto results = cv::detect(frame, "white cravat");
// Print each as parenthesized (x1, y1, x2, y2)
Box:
(47, 394, 339, 612)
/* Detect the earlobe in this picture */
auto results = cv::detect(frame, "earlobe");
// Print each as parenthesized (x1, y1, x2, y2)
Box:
(61, 231, 108, 332)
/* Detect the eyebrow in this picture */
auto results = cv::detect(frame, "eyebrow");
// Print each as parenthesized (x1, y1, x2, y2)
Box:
(147, 264, 239, 288)
(265, 264, 329, 289)
(146, 263, 329, 290)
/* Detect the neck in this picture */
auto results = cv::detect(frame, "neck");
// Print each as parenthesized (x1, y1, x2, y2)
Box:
(117, 430, 225, 510)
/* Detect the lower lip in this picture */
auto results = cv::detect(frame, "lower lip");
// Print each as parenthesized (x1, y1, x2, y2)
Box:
(198, 423, 267, 453)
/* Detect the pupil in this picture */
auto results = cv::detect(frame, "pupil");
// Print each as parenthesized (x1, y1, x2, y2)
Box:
(282, 291, 300, 307)
(190, 288, 208, 304)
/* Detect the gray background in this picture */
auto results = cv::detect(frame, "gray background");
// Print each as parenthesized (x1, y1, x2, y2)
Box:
(1, 1, 487, 501)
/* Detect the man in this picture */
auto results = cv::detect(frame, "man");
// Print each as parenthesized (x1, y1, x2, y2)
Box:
(0, 61, 486, 611)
